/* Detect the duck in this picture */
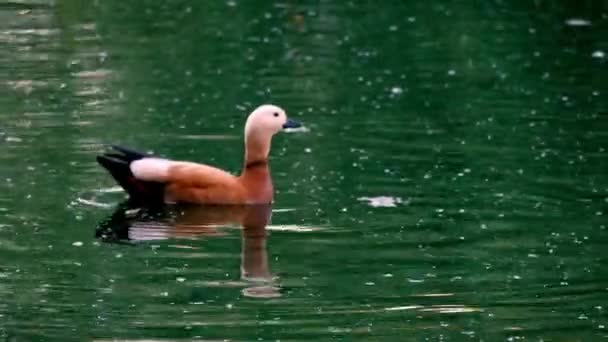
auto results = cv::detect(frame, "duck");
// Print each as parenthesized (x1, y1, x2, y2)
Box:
(96, 104, 301, 205)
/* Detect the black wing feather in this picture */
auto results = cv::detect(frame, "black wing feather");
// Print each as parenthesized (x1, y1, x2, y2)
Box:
(96, 145, 165, 205)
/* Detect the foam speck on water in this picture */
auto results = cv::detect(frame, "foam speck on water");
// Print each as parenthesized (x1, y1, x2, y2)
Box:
(358, 196, 406, 208)
(565, 18, 591, 26)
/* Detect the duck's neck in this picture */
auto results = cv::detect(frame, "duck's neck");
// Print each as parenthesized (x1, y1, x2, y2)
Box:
(240, 133, 274, 203)
(242, 131, 271, 172)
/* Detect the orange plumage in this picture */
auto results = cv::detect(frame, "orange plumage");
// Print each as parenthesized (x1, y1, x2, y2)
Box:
(97, 104, 301, 205)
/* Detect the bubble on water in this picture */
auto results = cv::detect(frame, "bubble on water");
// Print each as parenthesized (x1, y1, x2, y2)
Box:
(390, 86, 403, 95)
(592, 51, 605, 59)
(565, 18, 591, 26)
(358, 196, 406, 208)
(72, 241, 83, 247)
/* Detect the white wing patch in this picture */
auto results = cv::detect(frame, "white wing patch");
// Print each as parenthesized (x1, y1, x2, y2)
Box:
(131, 158, 172, 181)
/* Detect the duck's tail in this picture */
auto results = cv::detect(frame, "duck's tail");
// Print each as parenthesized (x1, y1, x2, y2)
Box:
(96, 145, 165, 205)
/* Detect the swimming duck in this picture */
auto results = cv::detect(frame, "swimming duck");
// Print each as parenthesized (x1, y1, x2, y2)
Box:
(96, 104, 301, 205)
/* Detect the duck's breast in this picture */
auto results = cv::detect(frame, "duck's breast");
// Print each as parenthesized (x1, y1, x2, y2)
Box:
(240, 167, 273, 204)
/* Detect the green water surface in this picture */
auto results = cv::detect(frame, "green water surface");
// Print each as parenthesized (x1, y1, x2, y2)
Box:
(1, 1, 607, 340)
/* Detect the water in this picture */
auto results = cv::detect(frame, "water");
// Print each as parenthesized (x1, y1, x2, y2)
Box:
(1, 1, 607, 340)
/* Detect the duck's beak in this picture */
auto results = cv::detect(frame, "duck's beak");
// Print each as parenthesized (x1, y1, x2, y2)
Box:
(283, 118, 302, 129)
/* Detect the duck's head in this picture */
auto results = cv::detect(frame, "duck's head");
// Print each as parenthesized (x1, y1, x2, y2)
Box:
(244, 104, 301, 139)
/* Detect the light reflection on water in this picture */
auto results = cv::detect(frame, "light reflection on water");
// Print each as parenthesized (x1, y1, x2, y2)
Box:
(96, 203, 281, 300)
(0, 0, 607, 341)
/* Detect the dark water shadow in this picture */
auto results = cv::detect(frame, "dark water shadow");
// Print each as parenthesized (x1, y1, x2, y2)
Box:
(96, 202, 279, 298)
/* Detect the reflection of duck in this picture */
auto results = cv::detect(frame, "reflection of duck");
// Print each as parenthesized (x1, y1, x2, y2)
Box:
(96, 203, 279, 298)
(96, 104, 301, 205)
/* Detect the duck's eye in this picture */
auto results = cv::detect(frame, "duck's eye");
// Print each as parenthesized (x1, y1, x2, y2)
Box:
(273, 112, 279, 117)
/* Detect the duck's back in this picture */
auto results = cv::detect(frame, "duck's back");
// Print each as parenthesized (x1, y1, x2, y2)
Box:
(164, 162, 247, 204)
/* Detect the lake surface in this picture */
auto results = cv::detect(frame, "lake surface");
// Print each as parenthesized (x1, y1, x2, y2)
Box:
(1, 1, 607, 340)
